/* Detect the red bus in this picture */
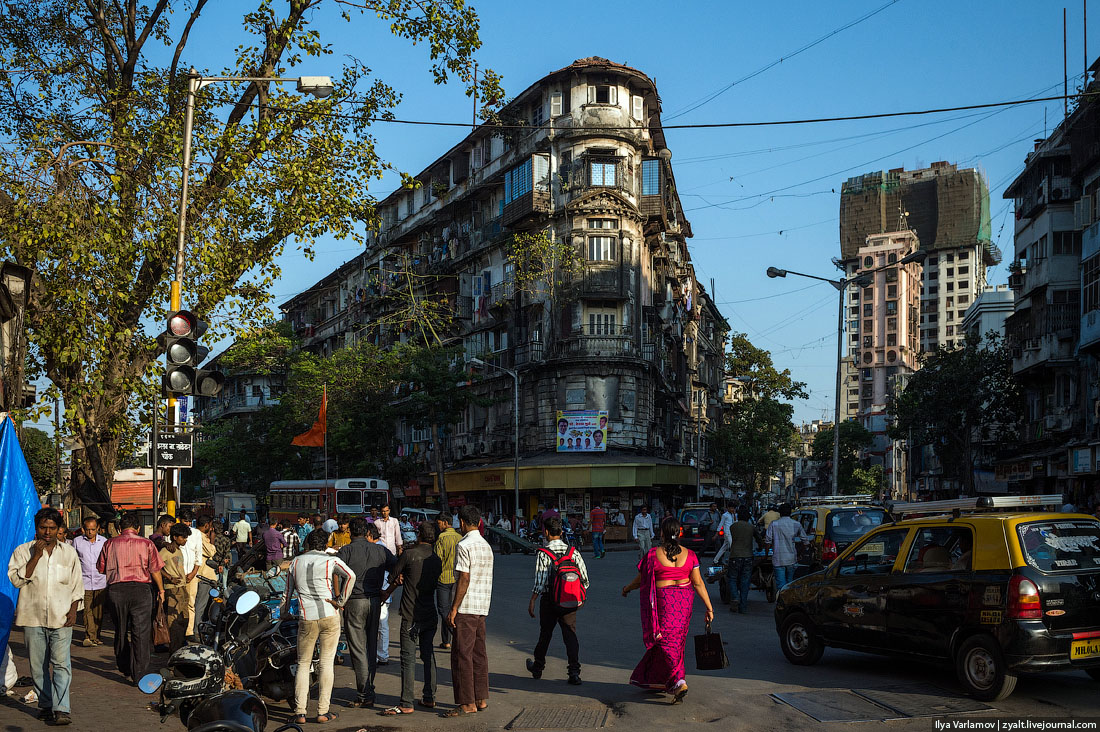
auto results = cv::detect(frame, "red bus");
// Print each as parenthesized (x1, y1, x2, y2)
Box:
(268, 478, 391, 524)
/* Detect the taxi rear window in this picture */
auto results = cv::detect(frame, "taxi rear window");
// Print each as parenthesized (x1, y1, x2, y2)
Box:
(826, 509, 887, 542)
(680, 510, 709, 525)
(1016, 520, 1100, 573)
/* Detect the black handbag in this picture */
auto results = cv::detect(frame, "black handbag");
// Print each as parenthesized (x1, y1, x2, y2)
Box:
(693, 621, 729, 671)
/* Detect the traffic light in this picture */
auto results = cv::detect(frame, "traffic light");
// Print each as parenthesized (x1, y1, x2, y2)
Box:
(159, 310, 224, 397)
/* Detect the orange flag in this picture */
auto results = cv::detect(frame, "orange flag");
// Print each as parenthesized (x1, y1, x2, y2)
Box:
(292, 386, 326, 447)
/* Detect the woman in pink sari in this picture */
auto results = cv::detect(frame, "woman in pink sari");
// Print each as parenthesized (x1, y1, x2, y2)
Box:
(622, 516, 714, 703)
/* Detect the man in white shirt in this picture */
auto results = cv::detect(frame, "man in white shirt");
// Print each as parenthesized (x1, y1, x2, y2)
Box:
(632, 506, 654, 559)
(71, 516, 107, 646)
(283, 529, 356, 725)
(444, 505, 494, 717)
(178, 509, 203, 639)
(7, 507, 83, 726)
(712, 503, 736, 565)
(496, 515, 512, 532)
(232, 511, 252, 560)
(374, 504, 403, 665)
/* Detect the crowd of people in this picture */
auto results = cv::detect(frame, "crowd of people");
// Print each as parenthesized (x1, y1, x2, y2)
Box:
(7, 500, 740, 725)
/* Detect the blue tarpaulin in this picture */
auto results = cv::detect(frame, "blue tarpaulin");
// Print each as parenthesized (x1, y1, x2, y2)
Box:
(0, 416, 41, 652)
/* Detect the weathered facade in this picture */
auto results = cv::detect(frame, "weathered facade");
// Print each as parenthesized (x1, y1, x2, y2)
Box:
(280, 58, 728, 518)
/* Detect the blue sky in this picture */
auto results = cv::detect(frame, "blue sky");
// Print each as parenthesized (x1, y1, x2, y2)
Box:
(179, 0, 1095, 425)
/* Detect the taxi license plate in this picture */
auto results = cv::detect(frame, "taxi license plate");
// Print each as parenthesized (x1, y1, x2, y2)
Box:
(1070, 640, 1100, 659)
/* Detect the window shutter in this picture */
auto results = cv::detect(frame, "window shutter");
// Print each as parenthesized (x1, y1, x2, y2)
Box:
(609, 86, 618, 105)
(587, 85, 596, 104)
(632, 95, 643, 120)
(551, 91, 563, 117)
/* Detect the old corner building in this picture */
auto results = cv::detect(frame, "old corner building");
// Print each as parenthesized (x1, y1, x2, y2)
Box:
(279, 58, 729, 519)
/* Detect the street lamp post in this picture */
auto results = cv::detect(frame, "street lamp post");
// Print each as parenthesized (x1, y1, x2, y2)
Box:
(165, 69, 333, 515)
(766, 249, 926, 495)
(468, 358, 520, 533)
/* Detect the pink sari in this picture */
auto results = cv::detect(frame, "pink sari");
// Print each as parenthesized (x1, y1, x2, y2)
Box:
(629, 548, 698, 691)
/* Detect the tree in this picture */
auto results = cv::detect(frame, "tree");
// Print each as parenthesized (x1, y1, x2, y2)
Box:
(725, 333, 808, 401)
(507, 230, 583, 347)
(397, 344, 487, 511)
(889, 335, 1024, 495)
(0, 0, 501, 506)
(712, 397, 798, 498)
(811, 421, 874, 495)
(851, 464, 884, 497)
(21, 427, 56, 494)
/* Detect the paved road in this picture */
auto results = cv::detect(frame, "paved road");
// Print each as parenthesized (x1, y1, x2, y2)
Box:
(3, 546, 1100, 730)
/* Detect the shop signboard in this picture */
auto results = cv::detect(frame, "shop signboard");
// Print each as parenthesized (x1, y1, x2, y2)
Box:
(555, 409, 608, 452)
(1071, 447, 1094, 474)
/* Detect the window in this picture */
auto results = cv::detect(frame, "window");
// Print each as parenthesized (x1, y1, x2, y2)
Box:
(927, 285, 939, 296)
(928, 256, 938, 266)
(959, 250, 969, 259)
(837, 529, 909, 576)
(946, 325, 954, 336)
(632, 95, 644, 120)
(887, 284, 897, 298)
(885, 300, 898, 315)
(503, 158, 532, 204)
(550, 91, 563, 117)
(587, 84, 617, 105)
(863, 319, 872, 331)
(946, 296, 954, 307)
(531, 100, 545, 127)
(946, 252, 954, 262)
(887, 252, 898, 264)
(588, 236, 615, 261)
(928, 270, 939, 280)
(947, 268, 954, 277)
(588, 218, 618, 229)
(641, 159, 660, 195)
(1085, 254, 1100, 313)
(887, 333, 897, 346)
(589, 160, 617, 187)
(958, 295, 969, 305)
(927, 313, 938, 323)
(887, 317, 897, 331)
(1053, 231, 1082, 256)
(946, 282, 954, 292)
(902, 526, 973, 573)
(252, 385, 263, 398)
(863, 256, 874, 268)
(958, 265, 970, 275)
(947, 311, 954, 321)
(587, 305, 618, 335)
(863, 304, 873, 316)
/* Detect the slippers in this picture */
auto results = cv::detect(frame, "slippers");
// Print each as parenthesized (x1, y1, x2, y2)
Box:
(672, 685, 689, 705)
(292, 715, 306, 725)
(476, 704, 488, 711)
(441, 707, 476, 718)
(316, 711, 340, 723)
(419, 699, 436, 709)
(382, 706, 415, 715)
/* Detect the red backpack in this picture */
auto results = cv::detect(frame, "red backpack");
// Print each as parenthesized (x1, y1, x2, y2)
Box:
(539, 546, 587, 610)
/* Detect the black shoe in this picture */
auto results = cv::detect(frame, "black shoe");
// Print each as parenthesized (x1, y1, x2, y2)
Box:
(525, 659, 542, 679)
(350, 697, 374, 709)
(50, 712, 72, 726)
(567, 674, 582, 686)
(37, 709, 55, 723)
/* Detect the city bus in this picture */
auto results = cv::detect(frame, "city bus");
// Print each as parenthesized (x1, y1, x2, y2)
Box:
(267, 478, 390, 523)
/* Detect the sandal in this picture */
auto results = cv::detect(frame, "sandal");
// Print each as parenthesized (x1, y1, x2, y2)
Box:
(672, 685, 689, 705)
(292, 715, 306, 725)
(419, 699, 436, 709)
(382, 706, 415, 715)
(441, 707, 476, 717)
(316, 711, 340, 723)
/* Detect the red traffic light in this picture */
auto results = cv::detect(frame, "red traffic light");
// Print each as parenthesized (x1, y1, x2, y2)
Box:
(166, 310, 208, 339)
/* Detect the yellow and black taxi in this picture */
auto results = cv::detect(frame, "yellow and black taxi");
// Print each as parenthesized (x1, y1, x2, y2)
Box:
(793, 495, 890, 569)
(774, 495, 1100, 701)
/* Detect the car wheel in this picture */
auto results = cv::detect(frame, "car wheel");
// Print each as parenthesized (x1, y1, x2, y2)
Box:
(955, 635, 1017, 701)
(500, 541, 512, 555)
(779, 612, 824, 666)
(1085, 668, 1100, 681)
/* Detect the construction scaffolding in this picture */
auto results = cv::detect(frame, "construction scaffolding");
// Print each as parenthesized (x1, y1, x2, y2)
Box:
(839, 162, 1000, 266)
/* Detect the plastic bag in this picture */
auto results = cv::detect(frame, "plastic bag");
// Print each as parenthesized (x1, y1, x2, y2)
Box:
(0, 644, 16, 693)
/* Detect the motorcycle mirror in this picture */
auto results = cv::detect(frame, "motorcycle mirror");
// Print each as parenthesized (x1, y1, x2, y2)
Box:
(208, 587, 220, 599)
(234, 589, 261, 615)
(138, 673, 164, 694)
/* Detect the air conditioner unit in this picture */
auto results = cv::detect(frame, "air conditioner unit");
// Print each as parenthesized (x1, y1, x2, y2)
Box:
(1051, 187, 1070, 202)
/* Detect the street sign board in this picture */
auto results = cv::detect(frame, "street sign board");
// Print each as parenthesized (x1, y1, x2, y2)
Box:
(151, 431, 193, 468)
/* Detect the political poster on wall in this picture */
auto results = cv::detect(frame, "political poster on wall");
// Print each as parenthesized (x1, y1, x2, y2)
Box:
(555, 410, 608, 452)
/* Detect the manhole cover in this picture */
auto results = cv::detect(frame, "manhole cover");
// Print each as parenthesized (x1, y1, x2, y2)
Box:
(508, 704, 609, 729)
(853, 684, 993, 717)
(772, 690, 900, 722)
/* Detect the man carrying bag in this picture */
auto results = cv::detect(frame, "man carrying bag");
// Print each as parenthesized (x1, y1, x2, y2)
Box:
(525, 517, 589, 686)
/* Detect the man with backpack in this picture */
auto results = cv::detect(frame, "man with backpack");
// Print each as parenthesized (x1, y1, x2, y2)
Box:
(525, 516, 589, 686)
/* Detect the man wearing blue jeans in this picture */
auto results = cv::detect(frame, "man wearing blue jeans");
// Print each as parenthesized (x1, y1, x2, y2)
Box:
(765, 503, 810, 593)
(6, 507, 84, 726)
(725, 506, 756, 613)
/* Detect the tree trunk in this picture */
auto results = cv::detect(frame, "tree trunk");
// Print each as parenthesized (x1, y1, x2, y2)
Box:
(434, 422, 448, 512)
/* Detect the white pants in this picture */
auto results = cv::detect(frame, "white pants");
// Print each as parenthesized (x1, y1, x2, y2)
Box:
(378, 572, 391, 661)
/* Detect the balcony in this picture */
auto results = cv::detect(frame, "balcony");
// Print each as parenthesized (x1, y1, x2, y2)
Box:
(514, 340, 544, 365)
(1020, 256, 1080, 296)
(555, 326, 637, 359)
(579, 263, 627, 298)
(455, 295, 473, 320)
(1081, 308, 1100, 352)
(1007, 303, 1080, 374)
(200, 393, 278, 421)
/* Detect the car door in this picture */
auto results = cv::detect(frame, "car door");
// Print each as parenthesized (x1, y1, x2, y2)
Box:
(885, 524, 974, 659)
(817, 527, 911, 649)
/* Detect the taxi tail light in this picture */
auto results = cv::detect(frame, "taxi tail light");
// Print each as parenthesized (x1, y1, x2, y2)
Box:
(822, 539, 838, 562)
(1007, 574, 1042, 619)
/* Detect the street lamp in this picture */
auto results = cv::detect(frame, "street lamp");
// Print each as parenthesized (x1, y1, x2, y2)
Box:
(766, 249, 926, 494)
(164, 68, 333, 515)
(468, 357, 520, 533)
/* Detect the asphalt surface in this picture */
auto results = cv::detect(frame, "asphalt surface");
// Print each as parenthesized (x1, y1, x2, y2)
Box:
(3, 545, 1100, 731)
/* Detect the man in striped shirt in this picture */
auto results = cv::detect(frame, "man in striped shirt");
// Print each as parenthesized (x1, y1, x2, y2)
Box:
(283, 529, 356, 725)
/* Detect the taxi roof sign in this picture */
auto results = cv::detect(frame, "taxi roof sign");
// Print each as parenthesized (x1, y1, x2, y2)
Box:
(887, 494, 1064, 518)
(798, 495, 877, 506)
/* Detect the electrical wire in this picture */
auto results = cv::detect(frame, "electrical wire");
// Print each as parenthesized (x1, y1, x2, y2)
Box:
(663, 0, 905, 121)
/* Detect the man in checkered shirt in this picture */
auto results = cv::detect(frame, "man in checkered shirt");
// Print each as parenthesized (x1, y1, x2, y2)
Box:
(444, 505, 494, 717)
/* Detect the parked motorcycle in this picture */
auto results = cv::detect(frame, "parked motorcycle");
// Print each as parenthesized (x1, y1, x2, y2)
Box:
(139, 590, 303, 732)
